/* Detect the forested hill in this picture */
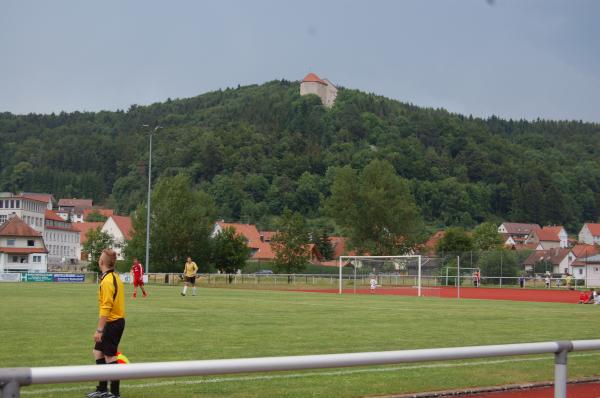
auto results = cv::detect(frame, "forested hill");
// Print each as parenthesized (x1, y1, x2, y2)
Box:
(1, 79, 599, 232)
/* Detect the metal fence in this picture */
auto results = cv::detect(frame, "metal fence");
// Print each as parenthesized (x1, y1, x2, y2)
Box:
(1, 340, 598, 398)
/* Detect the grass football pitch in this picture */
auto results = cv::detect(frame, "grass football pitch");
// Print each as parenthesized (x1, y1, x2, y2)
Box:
(0, 283, 598, 398)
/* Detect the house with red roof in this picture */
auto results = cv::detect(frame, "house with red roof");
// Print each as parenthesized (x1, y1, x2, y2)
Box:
(72, 222, 104, 261)
(83, 208, 114, 221)
(212, 221, 275, 262)
(21, 192, 55, 210)
(522, 248, 574, 275)
(570, 253, 600, 287)
(0, 216, 48, 272)
(101, 215, 133, 260)
(43, 210, 80, 267)
(57, 198, 94, 223)
(578, 223, 600, 246)
(300, 72, 338, 108)
(525, 226, 568, 249)
(497, 222, 541, 249)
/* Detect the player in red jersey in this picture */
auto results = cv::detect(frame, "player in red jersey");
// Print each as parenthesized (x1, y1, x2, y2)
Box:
(130, 258, 147, 298)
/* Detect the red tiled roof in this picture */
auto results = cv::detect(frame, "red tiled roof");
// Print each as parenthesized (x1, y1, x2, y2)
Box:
(0, 247, 48, 254)
(0, 216, 41, 237)
(58, 198, 93, 208)
(72, 222, 104, 244)
(44, 209, 64, 222)
(523, 248, 571, 266)
(584, 223, 600, 237)
(21, 193, 54, 204)
(217, 221, 275, 260)
(501, 223, 540, 235)
(260, 231, 277, 242)
(423, 231, 445, 253)
(83, 208, 114, 219)
(572, 244, 600, 258)
(110, 215, 133, 240)
(302, 72, 327, 85)
(532, 226, 563, 242)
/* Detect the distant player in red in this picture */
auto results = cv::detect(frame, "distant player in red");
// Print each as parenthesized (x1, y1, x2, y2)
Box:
(131, 258, 147, 298)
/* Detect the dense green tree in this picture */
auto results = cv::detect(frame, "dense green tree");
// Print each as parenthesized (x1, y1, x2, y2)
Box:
(270, 209, 310, 278)
(326, 159, 423, 255)
(83, 228, 114, 272)
(85, 211, 109, 222)
(125, 174, 217, 272)
(211, 226, 252, 281)
(472, 222, 504, 251)
(436, 227, 473, 255)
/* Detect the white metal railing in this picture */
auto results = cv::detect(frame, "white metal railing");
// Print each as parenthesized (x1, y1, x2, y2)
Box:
(1, 340, 599, 398)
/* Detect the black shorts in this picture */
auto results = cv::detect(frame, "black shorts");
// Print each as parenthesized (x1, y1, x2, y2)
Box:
(185, 276, 196, 285)
(94, 318, 125, 357)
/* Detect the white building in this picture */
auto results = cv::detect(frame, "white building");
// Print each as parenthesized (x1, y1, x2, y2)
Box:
(21, 193, 55, 211)
(101, 215, 133, 260)
(0, 216, 48, 272)
(44, 210, 81, 267)
(0, 193, 47, 233)
(300, 72, 338, 108)
(571, 254, 600, 287)
(578, 223, 600, 245)
(57, 198, 93, 223)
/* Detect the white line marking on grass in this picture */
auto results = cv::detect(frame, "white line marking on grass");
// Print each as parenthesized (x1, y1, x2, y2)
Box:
(22, 352, 600, 395)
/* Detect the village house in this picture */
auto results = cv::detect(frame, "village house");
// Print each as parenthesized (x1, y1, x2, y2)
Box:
(0, 193, 47, 233)
(525, 226, 568, 249)
(72, 222, 104, 261)
(522, 248, 574, 275)
(0, 216, 48, 272)
(101, 215, 133, 260)
(578, 223, 600, 245)
(43, 210, 81, 268)
(570, 254, 600, 287)
(211, 221, 275, 262)
(57, 198, 93, 223)
(497, 222, 540, 249)
(21, 193, 55, 211)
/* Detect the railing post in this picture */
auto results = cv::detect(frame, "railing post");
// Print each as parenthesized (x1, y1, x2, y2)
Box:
(0, 368, 32, 398)
(554, 341, 573, 398)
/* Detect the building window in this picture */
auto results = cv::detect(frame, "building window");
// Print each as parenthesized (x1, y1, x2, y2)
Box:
(27, 240, 35, 247)
(15, 200, 20, 209)
(0, 200, 3, 208)
(578, 269, 583, 275)
(7, 239, 15, 246)
(33, 255, 41, 263)
(11, 256, 18, 263)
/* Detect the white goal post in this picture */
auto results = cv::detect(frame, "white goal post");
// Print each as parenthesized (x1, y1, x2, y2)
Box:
(338, 255, 423, 296)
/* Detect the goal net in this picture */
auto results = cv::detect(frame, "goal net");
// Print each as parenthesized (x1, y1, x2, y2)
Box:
(337, 255, 441, 297)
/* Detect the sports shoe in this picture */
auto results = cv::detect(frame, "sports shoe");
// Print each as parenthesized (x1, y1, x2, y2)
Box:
(85, 390, 109, 398)
(142, 291, 147, 297)
(132, 292, 137, 298)
(180, 292, 185, 296)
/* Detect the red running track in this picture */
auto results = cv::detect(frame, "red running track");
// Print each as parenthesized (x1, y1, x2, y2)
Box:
(466, 382, 600, 398)
(297, 286, 585, 304)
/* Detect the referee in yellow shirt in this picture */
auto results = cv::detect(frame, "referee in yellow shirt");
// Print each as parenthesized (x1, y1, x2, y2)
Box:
(181, 256, 198, 296)
(87, 248, 126, 398)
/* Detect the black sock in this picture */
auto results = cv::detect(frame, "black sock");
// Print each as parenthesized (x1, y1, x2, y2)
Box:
(95, 358, 108, 391)
(107, 360, 120, 396)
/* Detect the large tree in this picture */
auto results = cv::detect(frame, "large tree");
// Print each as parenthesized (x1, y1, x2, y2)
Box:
(211, 226, 252, 279)
(83, 228, 114, 272)
(326, 159, 423, 255)
(125, 174, 217, 272)
(270, 209, 310, 277)
(472, 222, 504, 251)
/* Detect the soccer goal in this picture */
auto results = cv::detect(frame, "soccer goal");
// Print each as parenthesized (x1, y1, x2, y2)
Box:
(338, 255, 435, 297)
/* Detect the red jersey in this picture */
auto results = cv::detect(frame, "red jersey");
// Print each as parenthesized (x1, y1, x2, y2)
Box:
(131, 262, 144, 280)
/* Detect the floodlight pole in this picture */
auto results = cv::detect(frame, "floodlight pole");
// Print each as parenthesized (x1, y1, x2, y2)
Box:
(144, 125, 162, 274)
(457, 256, 461, 300)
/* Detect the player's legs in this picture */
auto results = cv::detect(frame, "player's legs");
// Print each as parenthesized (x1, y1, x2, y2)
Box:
(182, 280, 189, 295)
(191, 277, 197, 295)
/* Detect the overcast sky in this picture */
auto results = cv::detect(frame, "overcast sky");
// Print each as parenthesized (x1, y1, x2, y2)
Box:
(1, 0, 599, 122)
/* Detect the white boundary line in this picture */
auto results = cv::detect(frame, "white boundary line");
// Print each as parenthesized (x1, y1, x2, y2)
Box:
(22, 352, 600, 395)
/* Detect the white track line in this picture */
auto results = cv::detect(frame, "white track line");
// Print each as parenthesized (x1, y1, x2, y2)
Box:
(22, 352, 600, 395)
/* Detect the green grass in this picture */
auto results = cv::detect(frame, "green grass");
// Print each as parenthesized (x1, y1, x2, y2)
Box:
(0, 283, 598, 397)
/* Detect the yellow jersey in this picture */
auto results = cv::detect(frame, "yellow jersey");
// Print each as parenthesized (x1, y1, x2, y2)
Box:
(183, 261, 198, 277)
(98, 271, 125, 321)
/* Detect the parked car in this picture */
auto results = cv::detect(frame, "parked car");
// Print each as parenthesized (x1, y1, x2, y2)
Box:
(255, 269, 273, 275)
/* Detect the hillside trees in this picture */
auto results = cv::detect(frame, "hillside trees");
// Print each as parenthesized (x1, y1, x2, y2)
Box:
(327, 159, 423, 255)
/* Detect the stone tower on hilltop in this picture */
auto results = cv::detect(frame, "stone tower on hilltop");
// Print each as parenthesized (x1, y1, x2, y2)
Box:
(300, 72, 337, 108)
